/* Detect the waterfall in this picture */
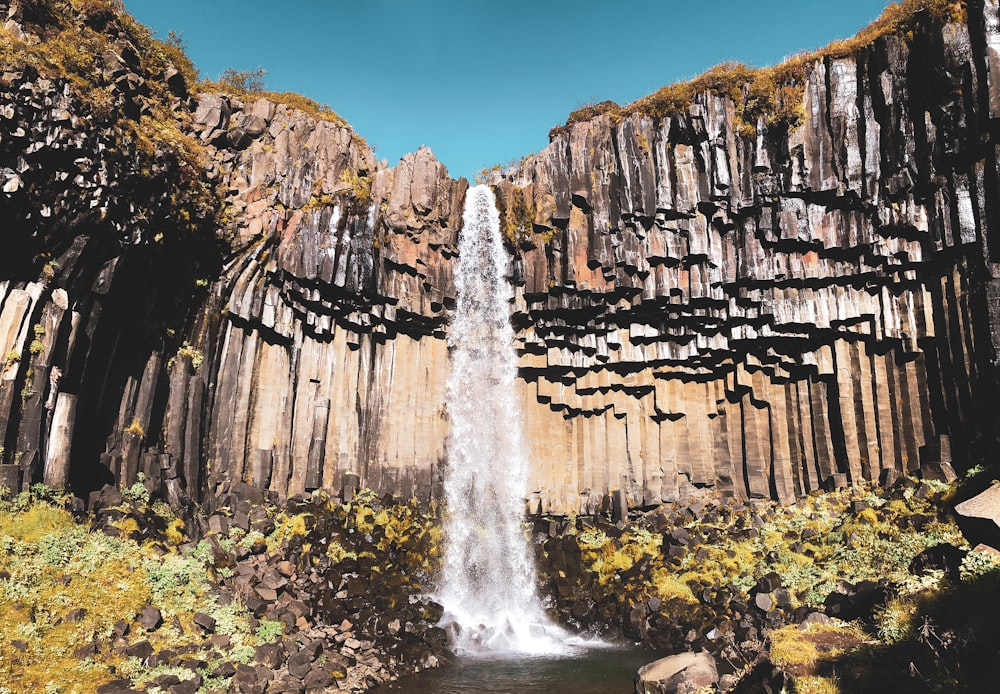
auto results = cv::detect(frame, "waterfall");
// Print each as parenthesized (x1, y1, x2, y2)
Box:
(437, 184, 570, 656)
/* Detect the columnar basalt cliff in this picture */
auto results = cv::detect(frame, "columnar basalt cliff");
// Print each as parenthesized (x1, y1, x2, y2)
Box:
(2, 0, 1000, 514)
(496, 3, 1000, 511)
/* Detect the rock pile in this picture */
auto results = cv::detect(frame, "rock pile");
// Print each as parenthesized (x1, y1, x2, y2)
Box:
(84, 486, 449, 693)
(532, 476, 966, 679)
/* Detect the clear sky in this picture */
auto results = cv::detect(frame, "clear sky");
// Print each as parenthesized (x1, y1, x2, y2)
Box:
(124, 0, 891, 180)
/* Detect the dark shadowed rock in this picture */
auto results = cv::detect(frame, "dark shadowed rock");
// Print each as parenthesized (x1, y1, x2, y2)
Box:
(96, 680, 140, 694)
(909, 543, 966, 579)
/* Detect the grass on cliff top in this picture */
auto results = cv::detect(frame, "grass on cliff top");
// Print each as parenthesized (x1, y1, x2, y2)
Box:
(204, 75, 349, 129)
(0, 0, 224, 240)
(552, 0, 967, 138)
(1, 0, 197, 98)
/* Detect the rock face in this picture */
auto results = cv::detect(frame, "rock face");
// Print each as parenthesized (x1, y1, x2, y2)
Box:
(3, 0, 1000, 513)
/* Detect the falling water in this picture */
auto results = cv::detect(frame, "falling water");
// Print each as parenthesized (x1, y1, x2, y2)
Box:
(437, 184, 572, 656)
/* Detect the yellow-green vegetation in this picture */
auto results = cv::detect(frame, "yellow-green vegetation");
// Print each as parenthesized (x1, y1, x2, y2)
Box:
(266, 508, 311, 551)
(498, 185, 536, 245)
(339, 167, 372, 204)
(206, 68, 347, 128)
(671, 482, 964, 605)
(551, 0, 967, 138)
(202, 65, 370, 152)
(174, 341, 205, 371)
(872, 592, 922, 643)
(345, 489, 442, 560)
(0, 487, 285, 693)
(124, 418, 145, 438)
(770, 622, 870, 669)
(495, 184, 557, 248)
(768, 621, 870, 692)
(792, 675, 842, 694)
(0, 495, 150, 692)
(565, 472, 1000, 690)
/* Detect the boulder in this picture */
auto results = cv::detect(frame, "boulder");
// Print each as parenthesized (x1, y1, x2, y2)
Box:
(955, 484, 1000, 550)
(137, 605, 163, 631)
(634, 651, 718, 694)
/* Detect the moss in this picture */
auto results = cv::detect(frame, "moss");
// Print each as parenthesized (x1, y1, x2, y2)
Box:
(338, 168, 372, 204)
(165, 518, 185, 546)
(565, 99, 622, 127)
(497, 185, 538, 246)
(793, 676, 842, 694)
(267, 512, 310, 550)
(650, 568, 697, 604)
(0, 500, 152, 692)
(174, 342, 204, 371)
(873, 594, 922, 643)
(770, 625, 822, 668)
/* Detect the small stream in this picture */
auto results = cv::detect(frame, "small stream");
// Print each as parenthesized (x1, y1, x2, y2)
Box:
(378, 644, 658, 694)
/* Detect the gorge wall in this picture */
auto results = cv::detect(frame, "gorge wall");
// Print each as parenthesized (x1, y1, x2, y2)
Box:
(2, 0, 1000, 514)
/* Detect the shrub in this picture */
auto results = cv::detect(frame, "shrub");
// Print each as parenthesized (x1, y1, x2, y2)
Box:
(218, 66, 267, 94)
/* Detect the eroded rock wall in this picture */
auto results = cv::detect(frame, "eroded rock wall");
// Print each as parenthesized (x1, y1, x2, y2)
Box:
(3, 0, 1000, 514)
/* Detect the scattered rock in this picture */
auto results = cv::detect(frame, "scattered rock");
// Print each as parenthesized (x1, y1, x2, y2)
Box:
(124, 640, 153, 661)
(192, 612, 217, 633)
(137, 605, 163, 631)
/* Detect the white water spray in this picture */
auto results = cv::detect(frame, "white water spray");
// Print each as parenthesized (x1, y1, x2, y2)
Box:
(437, 185, 572, 656)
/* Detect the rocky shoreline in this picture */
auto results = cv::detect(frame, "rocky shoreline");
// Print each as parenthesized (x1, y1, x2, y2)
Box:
(4, 466, 999, 693)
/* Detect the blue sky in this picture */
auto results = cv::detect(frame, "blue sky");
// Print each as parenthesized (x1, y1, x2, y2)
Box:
(125, 0, 891, 180)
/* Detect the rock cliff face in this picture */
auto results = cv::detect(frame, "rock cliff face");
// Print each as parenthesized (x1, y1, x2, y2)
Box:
(496, 4, 1000, 511)
(2, 0, 1000, 514)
